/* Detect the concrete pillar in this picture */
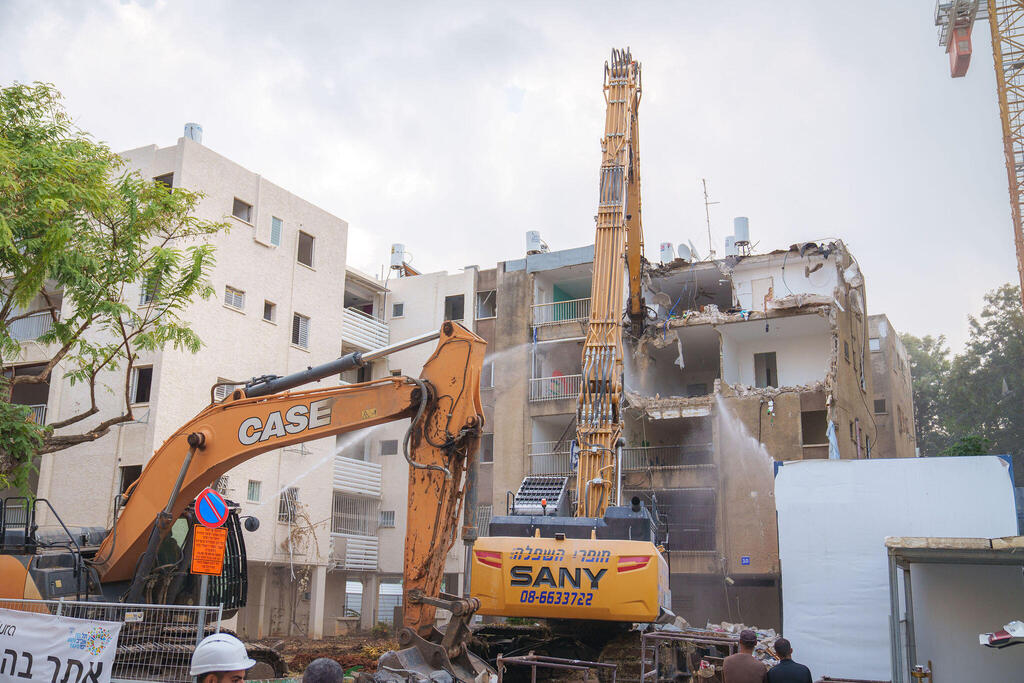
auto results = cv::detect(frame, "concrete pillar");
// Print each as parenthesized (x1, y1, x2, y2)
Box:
(255, 566, 268, 638)
(360, 573, 380, 630)
(309, 564, 328, 639)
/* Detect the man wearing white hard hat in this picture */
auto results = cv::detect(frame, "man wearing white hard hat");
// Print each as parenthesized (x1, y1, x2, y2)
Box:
(190, 633, 256, 683)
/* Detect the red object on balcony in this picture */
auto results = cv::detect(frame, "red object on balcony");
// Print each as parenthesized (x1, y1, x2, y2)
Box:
(950, 26, 973, 78)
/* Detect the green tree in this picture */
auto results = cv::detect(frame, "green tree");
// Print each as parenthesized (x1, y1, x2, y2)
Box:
(0, 82, 227, 490)
(900, 332, 952, 457)
(944, 284, 1024, 457)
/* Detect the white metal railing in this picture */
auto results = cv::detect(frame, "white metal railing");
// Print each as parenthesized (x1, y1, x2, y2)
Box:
(7, 311, 55, 342)
(531, 297, 591, 326)
(333, 455, 383, 497)
(342, 307, 389, 351)
(26, 404, 46, 425)
(529, 374, 582, 402)
(621, 443, 714, 470)
(330, 533, 379, 571)
(528, 441, 572, 475)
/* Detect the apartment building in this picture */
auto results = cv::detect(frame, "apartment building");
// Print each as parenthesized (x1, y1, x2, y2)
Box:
(868, 314, 917, 459)
(13, 129, 395, 639)
(379, 233, 915, 631)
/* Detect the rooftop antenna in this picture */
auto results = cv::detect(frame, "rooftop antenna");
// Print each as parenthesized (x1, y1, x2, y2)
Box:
(702, 178, 718, 259)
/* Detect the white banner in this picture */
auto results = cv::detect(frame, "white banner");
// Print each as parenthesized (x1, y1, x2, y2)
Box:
(0, 607, 122, 683)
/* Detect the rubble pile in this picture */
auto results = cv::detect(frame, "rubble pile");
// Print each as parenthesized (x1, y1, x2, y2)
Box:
(705, 621, 781, 668)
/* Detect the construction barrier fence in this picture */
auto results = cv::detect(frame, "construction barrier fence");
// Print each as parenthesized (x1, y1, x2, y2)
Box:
(0, 598, 222, 683)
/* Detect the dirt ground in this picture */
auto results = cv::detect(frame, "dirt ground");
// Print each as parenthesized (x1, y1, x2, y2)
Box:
(254, 634, 398, 676)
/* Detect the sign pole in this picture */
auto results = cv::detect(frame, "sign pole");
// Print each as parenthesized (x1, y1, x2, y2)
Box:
(196, 574, 209, 647)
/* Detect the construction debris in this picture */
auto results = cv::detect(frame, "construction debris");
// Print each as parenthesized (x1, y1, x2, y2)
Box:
(705, 622, 781, 668)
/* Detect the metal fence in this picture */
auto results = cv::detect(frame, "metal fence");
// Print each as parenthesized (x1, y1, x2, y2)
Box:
(531, 297, 591, 326)
(528, 442, 573, 475)
(621, 443, 714, 470)
(0, 598, 222, 683)
(529, 373, 582, 402)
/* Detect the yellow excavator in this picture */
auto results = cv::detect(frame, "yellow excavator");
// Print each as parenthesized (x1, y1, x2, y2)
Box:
(1, 322, 492, 682)
(467, 47, 672, 666)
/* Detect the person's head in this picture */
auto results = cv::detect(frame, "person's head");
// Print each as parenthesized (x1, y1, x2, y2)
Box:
(775, 637, 793, 660)
(738, 629, 757, 653)
(303, 658, 345, 683)
(190, 633, 255, 683)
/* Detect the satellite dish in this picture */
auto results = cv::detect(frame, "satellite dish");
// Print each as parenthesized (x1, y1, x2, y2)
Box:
(688, 239, 702, 262)
(676, 243, 692, 262)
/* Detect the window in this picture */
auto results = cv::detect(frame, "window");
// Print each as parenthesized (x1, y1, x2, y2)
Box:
(897, 405, 905, 435)
(247, 480, 262, 503)
(224, 285, 245, 310)
(154, 173, 173, 189)
(213, 476, 230, 495)
(843, 340, 850, 361)
(476, 290, 497, 319)
(118, 465, 143, 497)
(380, 439, 399, 456)
(331, 491, 378, 535)
(849, 421, 855, 442)
(479, 433, 494, 463)
(263, 300, 277, 323)
(379, 510, 396, 528)
(297, 231, 315, 267)
(874, 398, 887, 414)
(278, 487, 299, 523)
(800, 410, 828, 445)
(232, 198, 253, 223)
(480, 362, 494, 389)
(130, 366, 153, 404)
(270, 216, 283, 247)
(292, 313, 310, 348)
(869, 337, 881, 352)
(392, 302, 404, 318)
(444, 295, 465, 321)
(653, 488, 716, 551)
(139, 275, 160, 305)
(753, 352, 777, 388)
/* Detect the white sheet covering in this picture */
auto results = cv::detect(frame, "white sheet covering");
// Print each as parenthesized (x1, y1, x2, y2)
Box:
(775, 456, 1018, 680)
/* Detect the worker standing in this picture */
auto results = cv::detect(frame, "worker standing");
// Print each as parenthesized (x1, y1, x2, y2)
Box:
(765, 638, 812, 683)
(189, 633, 256, 683)
(722, 629, 767, 683)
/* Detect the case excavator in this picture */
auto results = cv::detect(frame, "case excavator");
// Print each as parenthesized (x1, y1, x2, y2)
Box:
(1, 321, 493, 682)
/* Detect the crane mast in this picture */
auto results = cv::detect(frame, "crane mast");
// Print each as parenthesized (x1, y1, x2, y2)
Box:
(576, 48, 645, 517)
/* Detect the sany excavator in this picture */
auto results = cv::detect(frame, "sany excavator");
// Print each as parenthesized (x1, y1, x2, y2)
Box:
(1, 322, 492, 682)
(468, 48, 671, 665)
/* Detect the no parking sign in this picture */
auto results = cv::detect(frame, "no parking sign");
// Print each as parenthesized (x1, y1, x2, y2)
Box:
(194, 486, 229, 528)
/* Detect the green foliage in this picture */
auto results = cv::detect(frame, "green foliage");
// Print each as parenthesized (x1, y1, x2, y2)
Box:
(0, 82, 227, 489)
(902, 284, 1024, 459)
(0, 393, 46, 490)
(370, 622, 391, 638)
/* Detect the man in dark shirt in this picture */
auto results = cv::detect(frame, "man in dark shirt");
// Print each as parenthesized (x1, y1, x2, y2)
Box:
(766, 638, 812, 683)
(722, 629, 767, 683)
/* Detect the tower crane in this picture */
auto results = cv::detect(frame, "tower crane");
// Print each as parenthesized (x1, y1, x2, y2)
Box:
(935, 0, 1024, 309)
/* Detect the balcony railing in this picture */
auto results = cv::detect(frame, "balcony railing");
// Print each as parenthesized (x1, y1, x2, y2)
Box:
(8, 311, 55, 342)
(333, 455, 383, 497)
(26, 404, 46, 425)
(342, 307, 389, 351)
(529, 374, 582, 402)
(531, 298, 590, 327)
(329, 533, 378, 571)
(621, 443, 714, 471)
(528, 447, 572, 476)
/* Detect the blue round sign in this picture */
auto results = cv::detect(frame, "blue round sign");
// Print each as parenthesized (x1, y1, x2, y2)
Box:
(195, 487, 229, 528)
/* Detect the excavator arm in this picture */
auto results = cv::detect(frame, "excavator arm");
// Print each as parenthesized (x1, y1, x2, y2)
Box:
(95, 321, 486, 640)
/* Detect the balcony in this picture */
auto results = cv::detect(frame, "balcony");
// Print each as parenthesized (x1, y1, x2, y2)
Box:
(329, 534, 378, 571)
(342, 307, 389, 352)
(528, 441, 572, 475)
(529, 374, 582, 402)
(531, 298, 590, 327)
(8, 311, 55, 342)
(333, 455, 383, 497)
(621, 443, 714, 471)
(26, 404, 46, 425)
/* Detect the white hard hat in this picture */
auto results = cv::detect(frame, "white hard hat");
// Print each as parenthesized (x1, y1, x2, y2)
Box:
(190, 633, 256, 675)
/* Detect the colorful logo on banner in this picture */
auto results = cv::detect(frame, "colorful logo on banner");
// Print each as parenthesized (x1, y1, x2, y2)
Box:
(195, 487, 229, 528)
(67, 626, 115, 655)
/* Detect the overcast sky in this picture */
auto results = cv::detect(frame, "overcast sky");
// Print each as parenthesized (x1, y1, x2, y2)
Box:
(1, 1, 1015, 349)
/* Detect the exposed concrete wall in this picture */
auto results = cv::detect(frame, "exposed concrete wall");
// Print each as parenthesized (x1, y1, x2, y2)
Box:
(869, 314, 917, 459)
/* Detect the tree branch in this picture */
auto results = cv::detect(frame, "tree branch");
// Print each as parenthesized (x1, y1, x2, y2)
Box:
(40, 411, 134, 454)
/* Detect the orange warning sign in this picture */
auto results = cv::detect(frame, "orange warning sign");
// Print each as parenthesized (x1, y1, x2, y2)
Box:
(191, 525, 228, 575)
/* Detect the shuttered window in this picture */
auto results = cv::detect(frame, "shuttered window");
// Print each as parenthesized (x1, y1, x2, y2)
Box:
(292, 313, 310, 348)
(271, 216, 283, 246)
(224, 286, 245, 310)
